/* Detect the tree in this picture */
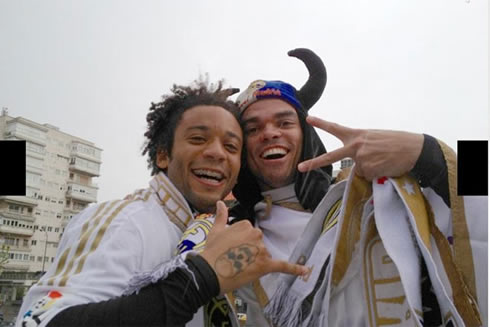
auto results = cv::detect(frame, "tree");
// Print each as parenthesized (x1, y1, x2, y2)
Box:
(0, 244, 10, 275)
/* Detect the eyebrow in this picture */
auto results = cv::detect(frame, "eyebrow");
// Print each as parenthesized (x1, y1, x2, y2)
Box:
(242, 110, 297, 126)
(186, 125, 242, 143)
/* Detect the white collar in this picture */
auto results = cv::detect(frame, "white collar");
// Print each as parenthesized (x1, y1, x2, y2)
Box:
(261, 184, 299, 204)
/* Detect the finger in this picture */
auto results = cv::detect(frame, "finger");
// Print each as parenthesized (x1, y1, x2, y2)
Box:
(268, 259, 309, 276)
(353, 163, 364, 178)
(298, 146, 353, 172)
(213, 201, 228, 230)
(306, 116, 356, 142)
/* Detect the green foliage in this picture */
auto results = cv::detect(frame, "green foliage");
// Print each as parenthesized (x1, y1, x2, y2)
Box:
(0, 244, 10, 275)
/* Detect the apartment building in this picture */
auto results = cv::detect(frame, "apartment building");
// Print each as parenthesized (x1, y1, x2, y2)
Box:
(0, 109, 102, 301)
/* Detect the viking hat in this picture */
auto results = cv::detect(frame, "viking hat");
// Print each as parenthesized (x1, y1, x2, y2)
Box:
(232, 48, 333, 218)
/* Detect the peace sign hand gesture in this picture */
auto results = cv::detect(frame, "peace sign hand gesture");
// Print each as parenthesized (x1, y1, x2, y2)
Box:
(298, 116, 424, 181)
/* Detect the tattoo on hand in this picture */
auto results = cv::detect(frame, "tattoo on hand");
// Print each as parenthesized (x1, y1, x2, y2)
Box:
(215, 244, 258, 278)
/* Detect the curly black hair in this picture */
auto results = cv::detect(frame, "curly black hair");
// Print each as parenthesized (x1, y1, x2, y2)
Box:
(142, 78, 241, 175)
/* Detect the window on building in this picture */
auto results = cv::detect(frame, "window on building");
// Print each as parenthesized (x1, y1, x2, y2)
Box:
(47, 226, 52, 232)
(31, 240, 37, 246)
(23, 254, 29, 260)
(8, 205, 20, 212)
(30, 256, 35, 261)
(23, 239, 28, 247)
(54, 228, 59, 232)
(37, 256, 42, 262)
(4, 237, 14, 245)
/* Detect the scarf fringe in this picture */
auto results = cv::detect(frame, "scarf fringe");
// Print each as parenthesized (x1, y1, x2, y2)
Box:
(264, 281, 304, 327)
(123, 254, 197, 295)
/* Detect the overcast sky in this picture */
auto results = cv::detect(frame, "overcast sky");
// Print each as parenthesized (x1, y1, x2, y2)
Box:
(1, 0, 488, 203)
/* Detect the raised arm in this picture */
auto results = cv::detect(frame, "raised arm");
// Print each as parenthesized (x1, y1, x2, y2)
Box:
(298, 116, 449, 205)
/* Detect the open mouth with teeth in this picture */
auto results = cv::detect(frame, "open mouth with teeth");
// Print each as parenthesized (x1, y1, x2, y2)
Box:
(261, 147, 289, 160)
(192, 169, 225, 185)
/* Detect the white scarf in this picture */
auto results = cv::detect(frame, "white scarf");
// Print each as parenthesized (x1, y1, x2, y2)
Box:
(263, 169, 485, 326)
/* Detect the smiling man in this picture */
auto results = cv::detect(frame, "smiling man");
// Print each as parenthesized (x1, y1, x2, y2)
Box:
(157, 104, 242, 213)
(241, 97, 303, 191)
(17, 79, 307, 327)
(231, 49, 487, 326)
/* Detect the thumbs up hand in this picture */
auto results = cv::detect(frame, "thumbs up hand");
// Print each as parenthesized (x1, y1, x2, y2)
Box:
(200, 201, 308, 294)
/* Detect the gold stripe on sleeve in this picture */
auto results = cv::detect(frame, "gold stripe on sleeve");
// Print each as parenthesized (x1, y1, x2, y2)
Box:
(55, 200, 120, 286)
(43, 201, 111, 286)
(59, 200, 133, 286)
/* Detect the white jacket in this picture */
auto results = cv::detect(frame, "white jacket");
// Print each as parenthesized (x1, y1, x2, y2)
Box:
(17, 173, 194, 327)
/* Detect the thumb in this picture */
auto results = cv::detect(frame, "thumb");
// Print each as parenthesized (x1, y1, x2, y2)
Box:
(213, 201, 228, 231)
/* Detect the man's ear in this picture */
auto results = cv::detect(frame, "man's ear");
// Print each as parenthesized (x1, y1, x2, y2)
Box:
(156, 150, 169, 170)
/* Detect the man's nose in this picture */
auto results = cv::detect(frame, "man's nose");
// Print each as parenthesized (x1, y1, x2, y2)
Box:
(203, 139, 226, 160)
(261, 124, 281, 141)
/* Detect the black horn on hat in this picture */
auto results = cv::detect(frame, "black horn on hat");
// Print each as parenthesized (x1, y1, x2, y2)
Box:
(288, 48, 327, 111)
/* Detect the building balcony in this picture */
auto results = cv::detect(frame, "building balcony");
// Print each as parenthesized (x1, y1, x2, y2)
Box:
(25, 147, 45, 160)
(1, 261, 30, 271)
(0, 196, 38, 207)
(69, 160, 100, 177)
(4, 120, 48, 146)
(0, 225, 34, 237)
(66, 182, 98, 203)
(0, 211, 35, 223)
(3, 244, 32, 253)
(26, 164, 43, 176)
(70, 142, 102, 163)
(0, 271, 40, 282)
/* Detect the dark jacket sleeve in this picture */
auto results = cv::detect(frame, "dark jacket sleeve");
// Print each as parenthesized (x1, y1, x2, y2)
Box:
(410, 134, 450, 207)
(47, 255, 219, 327)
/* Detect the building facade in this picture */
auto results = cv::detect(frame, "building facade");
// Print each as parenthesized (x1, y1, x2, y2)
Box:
(332, 157, 354, 179)
(0, 109, 102, 302)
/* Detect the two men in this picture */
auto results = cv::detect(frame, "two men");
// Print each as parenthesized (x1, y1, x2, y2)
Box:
(17, 80, 307, 327)
(231, 49, 487, 326)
